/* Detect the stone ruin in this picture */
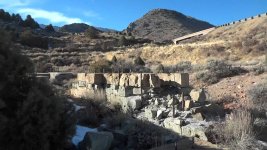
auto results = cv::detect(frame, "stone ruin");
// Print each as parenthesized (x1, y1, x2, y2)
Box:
(70, 73, 224, 142)
(70, 73, 190, 110)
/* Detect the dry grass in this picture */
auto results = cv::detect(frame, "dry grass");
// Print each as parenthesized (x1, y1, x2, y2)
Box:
(214, 109, 260, 150)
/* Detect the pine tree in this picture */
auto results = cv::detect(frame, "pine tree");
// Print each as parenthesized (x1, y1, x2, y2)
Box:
(134, 56, 145, 66)
(111, 55, 117, 63)
(0, 30, 75, 150)
(45, 24, 55, 32)
(23, 15, 40, 29)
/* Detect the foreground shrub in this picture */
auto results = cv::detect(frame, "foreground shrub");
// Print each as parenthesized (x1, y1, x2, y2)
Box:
(247, 81, 267, 112)
(20, 30, 48, 49)
(0, 30, 76, 150)
(196, 60, 247, 84)
(214, 109, 260, 150)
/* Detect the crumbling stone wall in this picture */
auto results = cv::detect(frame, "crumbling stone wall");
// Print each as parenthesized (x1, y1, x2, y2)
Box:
(70, 73, 189, 111)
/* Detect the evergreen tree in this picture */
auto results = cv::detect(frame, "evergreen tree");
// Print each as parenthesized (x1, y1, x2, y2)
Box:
(23, 15, 40, 29)
(111, 55, 117, 63)
(45, 24, 55, 32)
(14, 14, 23, 24)
(134, 56, 145, 66)
(0, 9, 4, 19)
(0, 30, 75, 150)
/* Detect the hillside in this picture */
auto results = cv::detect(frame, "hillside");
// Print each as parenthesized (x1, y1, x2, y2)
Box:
(59, 23, 100, 33)
(125, 9, 214, 42)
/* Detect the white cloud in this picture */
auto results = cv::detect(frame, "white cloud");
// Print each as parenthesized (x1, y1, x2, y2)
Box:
(18, 8, 91, 25)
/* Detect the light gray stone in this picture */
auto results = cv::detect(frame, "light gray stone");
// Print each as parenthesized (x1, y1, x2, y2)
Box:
(156, 110, 163, 120)
(163, 118, 183, 134)
(132, 88, 142, 95)
(79, 131, 113, 150)
(184, 100, 193, 111)
(192, 112, 204, 121)
(190, 89, 206, 103)
(181, 124, 208, 141)
(145, 108, 157, 119)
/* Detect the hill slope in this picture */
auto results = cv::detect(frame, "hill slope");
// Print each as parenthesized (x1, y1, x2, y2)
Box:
(125, 9, 214, 42)
(59, 23, 100, 33)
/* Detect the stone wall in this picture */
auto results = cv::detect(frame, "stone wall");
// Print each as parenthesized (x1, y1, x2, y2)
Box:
(70, 73, 190, 111)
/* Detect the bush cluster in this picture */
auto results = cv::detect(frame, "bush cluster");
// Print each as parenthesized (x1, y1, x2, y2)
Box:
(19, 30, 48, 49)
(196, 60, 247, 84)
(0, 30, 76, 150)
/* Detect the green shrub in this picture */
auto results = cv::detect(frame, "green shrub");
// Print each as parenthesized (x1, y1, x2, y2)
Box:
(196, 60, 247, 84)
(88, 59, 111, 73)
(118, 36, 128, 46)
(247, 81, 267, 112)
(85, 27, 98, 39)
(20, 30, 48, 49)
(22, 15, 40, 29)
(0, 30, 76, 150)
(252, 65, 265, 75)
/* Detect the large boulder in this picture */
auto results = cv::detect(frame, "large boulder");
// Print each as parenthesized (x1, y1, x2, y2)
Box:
(79, 131, 113, 150)
(181, 124, 209, 141)
(163, 118, 183, 134)
(184, 100, 193, 111)
(123, 96, 142, 112)
(190, 89, 206, 103)
(174, 73, 189, 87)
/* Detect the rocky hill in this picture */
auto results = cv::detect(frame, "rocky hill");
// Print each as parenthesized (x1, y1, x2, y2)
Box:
(59, 23, 100, 33)
(125, 9, 214, 42)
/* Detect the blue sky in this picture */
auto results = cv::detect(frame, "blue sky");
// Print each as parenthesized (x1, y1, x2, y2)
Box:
(0, 0, 267, 31)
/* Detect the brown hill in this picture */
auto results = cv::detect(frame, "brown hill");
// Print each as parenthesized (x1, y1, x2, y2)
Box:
(125, 9, 214, 43)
